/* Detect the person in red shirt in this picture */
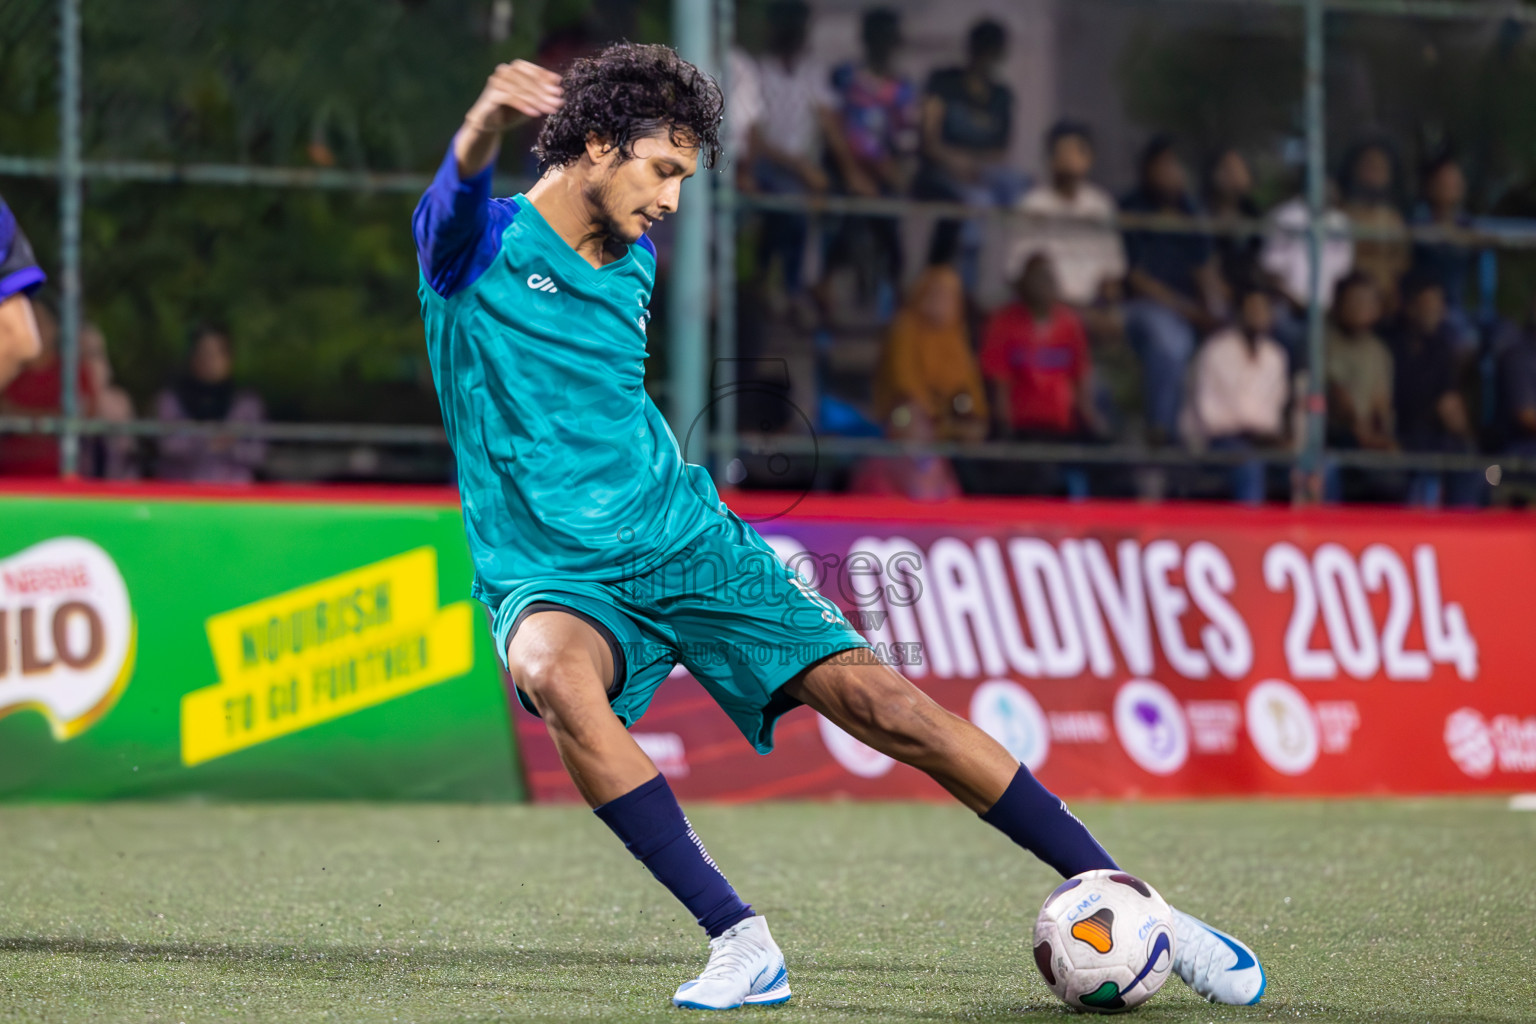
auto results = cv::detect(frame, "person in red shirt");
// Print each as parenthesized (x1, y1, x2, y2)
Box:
(0, 301, 97, 477)
(981, 252, 1104, 441)
(847, 401, 962, 502)
(978, 253, 1105, 498)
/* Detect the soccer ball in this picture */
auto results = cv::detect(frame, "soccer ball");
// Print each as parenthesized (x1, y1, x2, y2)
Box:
(1032, 869, 1176, 1013)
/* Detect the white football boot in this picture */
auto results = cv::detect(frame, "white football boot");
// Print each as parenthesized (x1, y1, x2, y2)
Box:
(671, 915, 791, 1010)
(1170, 907, 1266, 1005)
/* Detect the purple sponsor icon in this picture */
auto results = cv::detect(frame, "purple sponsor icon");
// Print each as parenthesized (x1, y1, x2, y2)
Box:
(1135, 700, 1178, 758)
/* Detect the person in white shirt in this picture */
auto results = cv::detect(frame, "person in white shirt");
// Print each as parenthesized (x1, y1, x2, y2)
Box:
(1012, 121, 1126, 308)
(740, 0, 839, 298)
(1259, 183, 1354, 364)
(1184, 281, 1290, 504)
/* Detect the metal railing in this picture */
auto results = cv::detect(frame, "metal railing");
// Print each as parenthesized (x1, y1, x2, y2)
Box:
(708, 0, 1536, 497)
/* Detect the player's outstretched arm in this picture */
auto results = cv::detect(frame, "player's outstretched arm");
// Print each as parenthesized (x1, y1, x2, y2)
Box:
(413, 60, 563, 298)
(455, 60, 564, 179)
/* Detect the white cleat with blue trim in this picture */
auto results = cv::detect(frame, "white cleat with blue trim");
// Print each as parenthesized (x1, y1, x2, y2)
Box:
(672, 915, 791, 1010)
(1170, 908, 1266, 1006)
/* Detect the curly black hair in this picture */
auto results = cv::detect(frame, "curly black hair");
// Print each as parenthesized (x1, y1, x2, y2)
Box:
(534, 43, 723, 176)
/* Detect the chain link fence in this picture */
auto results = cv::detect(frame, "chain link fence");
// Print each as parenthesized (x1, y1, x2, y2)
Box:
(4, 0, 1536, 503)
(718, 0, 1536, 506)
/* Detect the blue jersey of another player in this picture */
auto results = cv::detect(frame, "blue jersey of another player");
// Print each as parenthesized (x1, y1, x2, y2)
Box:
(414, 144, 721, 609)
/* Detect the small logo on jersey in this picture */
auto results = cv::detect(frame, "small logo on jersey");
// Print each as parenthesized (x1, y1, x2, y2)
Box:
(637, 310, 652, 331)
(526, 273, 559, 293)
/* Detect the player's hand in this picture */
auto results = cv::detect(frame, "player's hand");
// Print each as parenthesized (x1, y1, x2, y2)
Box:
(464, 60, 564, 134)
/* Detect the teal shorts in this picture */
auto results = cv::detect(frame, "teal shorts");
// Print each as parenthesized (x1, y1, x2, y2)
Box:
(490, 508, 870, 753)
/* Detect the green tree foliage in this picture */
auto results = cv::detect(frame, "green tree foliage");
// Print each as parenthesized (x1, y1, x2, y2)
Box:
(0, 0, 669, 421)
(1117, 12, 1302, 164)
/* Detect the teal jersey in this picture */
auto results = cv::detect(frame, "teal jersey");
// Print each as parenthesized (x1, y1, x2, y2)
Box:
(414, 152, 718, 609)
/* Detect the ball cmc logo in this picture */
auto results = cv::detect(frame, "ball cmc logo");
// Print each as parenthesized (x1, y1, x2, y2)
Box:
(1113, 680, 1189, 775)
(969, 679, 1050, 772)
(1245, 680, 1319, 776)
(0, 537, 135, 739)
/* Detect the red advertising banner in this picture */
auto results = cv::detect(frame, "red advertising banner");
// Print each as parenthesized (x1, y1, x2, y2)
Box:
(513, 496, 1536, 803)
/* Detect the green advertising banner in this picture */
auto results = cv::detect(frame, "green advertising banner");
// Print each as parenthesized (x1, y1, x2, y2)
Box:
(0, 489, 523, 801)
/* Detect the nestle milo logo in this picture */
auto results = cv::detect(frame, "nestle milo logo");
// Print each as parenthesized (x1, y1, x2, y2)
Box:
(0, 537, 136, 739)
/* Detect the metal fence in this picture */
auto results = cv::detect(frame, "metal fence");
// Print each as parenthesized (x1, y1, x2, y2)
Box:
(712, 0, 1536, 503)
(3, 0, 1536, 498)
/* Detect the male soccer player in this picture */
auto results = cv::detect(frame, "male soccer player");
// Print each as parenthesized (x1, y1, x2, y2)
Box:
(414, 45, 1266, 1011)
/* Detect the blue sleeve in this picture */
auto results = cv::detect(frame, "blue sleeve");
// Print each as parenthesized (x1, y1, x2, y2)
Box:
(411, 140, 516, 298)
(0, 198, 46, 301)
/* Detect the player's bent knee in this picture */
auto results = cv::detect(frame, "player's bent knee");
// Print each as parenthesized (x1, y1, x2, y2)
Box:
(508, 649, 612, 734)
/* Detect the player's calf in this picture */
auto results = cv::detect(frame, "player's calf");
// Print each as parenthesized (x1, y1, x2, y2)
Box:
(788, 652, 1001, 804)
(789, 654, 1116, 876)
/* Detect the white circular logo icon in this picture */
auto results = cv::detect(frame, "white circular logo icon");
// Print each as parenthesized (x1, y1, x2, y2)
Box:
(968, 679, 1050, 772)
(1113, 680, 1189, 775)
(0, 537, 135, 740)
(1444, 707, 1495, 778)
(1245, 680, 1319, 776)
(818, 714, 895, 778)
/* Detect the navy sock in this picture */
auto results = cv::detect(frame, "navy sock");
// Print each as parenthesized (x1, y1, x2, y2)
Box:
(980, 765, 1118, 878)
(593, 774, 754, 938)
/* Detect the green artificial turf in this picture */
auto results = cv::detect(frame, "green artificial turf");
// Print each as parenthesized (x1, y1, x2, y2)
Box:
(0, 798, 1532, 1023)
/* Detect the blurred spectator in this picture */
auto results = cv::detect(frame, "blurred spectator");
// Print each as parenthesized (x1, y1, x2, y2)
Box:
(0, 194, 45, 390)
(1325, 272, 1395, 452)
(0, 301, 96, 478)
(155, 325, 266, 483)
(981, 254, 1100, 440)
(913, 19, 1021, 287)
(1015, 121, 1126, 309)
(1388, 273, 1480, 507)
(1183, 281, 1289, 504)
(740, 0, 836, 303)
(80, 322, 137, 479)
(1259, 181, 1355, 362)
(1120, 135, 1221, 446)
(1204, 148, 1263, 309)
(872, 264, 988, 441)
(1409, 153, 1478, 351)
(847, 401, 962, 502)
(979, 254, 1100, 498)
(826, 7, 918, 301)
(725, 49, 764, 190)
(829, 8, 917, 198)
(1496, 295, 1536, 459)
(1339, 140, 1410, 313)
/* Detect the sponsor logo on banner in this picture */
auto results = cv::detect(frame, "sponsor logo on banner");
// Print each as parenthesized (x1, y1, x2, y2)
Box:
(818, 714, 895, 778)
(1114, 680, 1189, 775)
(969, 679, 1050, 770)
(1185, 700, 1243, 754)
(1315, 701, 1360, 754)
(1245, 680, 1319, 775)
(179, 547, 476, 766)
(0, 537, 136, 739)
(1444, 708, 1536, 777)
(634, 732, 690, 778)
(1048, 711, 1110, 744)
